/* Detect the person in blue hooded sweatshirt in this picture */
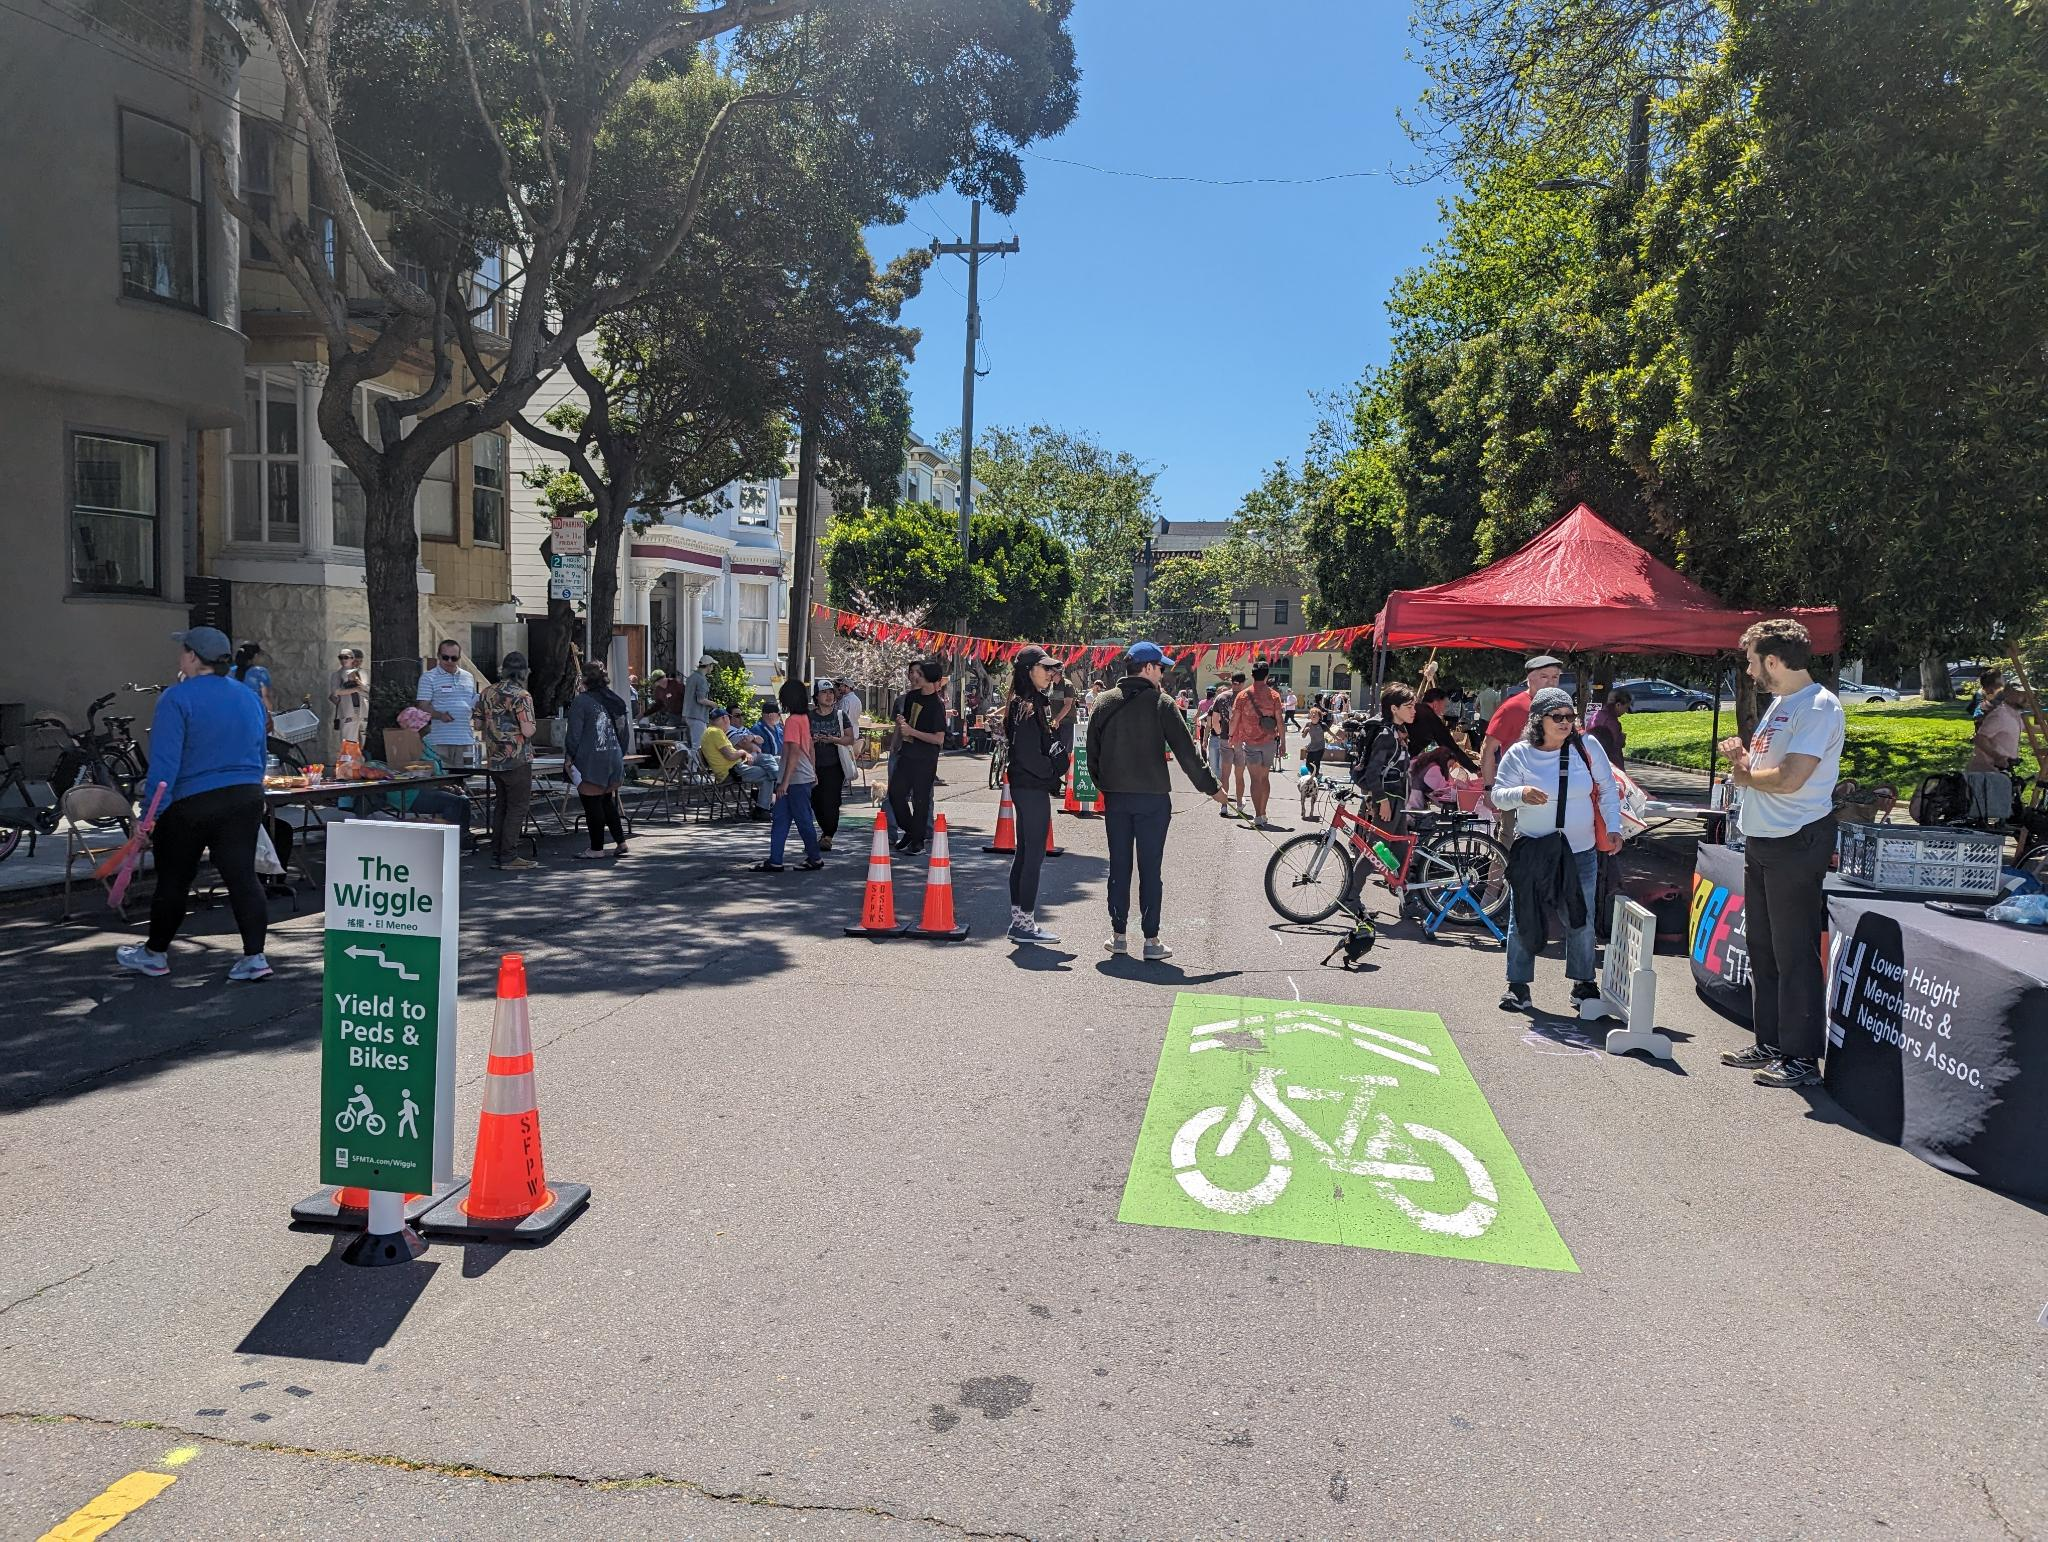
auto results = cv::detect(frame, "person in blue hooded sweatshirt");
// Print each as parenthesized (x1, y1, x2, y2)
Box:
(116, 627, 273, 982)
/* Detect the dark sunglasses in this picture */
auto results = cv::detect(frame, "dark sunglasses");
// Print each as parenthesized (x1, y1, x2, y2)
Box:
(1544, 710, 1578, 723)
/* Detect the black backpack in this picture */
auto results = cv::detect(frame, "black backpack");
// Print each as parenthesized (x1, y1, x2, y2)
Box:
(1909, 772, 1971, 827)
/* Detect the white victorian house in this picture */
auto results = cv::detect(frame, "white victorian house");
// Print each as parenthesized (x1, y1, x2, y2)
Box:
(628, 477, 791, 688)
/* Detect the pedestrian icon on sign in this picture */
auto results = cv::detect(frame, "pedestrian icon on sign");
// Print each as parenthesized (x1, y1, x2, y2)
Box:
(398, 1088, 420, 1140)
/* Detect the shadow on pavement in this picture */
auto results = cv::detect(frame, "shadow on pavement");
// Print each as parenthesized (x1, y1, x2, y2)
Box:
(236, 1241, 439, 1363)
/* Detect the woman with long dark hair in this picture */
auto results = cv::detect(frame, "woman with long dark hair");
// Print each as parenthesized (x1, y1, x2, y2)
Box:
(566, 663, 630, 859)
(752, 678, 824, 873)
(1002, 646, 1069, 945)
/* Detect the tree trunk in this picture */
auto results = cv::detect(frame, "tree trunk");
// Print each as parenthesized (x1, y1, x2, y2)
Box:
(363, 476, 425, 758)
(1919, 655, 1953, 701)
(587, 481, 633, 670)
(788, 417, 823, 685)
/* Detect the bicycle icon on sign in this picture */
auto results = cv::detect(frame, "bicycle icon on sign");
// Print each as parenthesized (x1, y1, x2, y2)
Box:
(333, 1086, 385, 1136)
(1170, 1066, 1499, 1239)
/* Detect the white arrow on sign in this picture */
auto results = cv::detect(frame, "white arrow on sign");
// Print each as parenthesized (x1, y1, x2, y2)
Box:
(344, 944, 421, 982)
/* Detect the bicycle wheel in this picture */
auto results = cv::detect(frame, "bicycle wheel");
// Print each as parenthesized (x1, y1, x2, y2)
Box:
(1264, 834, 1355, 924)
(0, 826, 21, 863)
(1416, 827, 1510, 925)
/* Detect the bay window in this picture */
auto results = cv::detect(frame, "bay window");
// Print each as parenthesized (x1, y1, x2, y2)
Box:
(71, 434, 160, 594)
(119, 109, 206, 311)
(472, 433, 506, 546)
(230, 369, 302, 545)
(737, 582, 771, 656)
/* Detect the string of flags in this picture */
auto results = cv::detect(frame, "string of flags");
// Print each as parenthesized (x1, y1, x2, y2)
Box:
(812, 603, 1372, 672)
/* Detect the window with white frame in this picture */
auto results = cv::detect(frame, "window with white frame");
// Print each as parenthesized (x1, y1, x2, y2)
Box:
(737, 581, 771, 656)
(471, 433, 506, 546)
(1233, 600, 1260, 630)
(119, 109, 206, 311)
(329, 387, 384, 550)
(230, 369, 302, 545)
(71, 434, 160, 594)
(419, 440, 456, 540)
(736, 482, 771, 526)
(240, 115, 277, 263)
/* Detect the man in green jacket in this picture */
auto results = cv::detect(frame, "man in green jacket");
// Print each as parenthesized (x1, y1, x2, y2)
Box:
(1085, 641, 1227, 960)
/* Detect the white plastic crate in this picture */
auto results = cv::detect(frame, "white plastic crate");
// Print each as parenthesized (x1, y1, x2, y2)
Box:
(271, 707, 321, 744)
(1835, 821, 2004, 898)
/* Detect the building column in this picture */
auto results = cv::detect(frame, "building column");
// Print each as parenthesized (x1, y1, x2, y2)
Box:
(293, 360, 333, 554)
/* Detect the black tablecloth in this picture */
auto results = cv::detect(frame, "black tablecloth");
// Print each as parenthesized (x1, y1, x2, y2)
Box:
(1822, 891, 2048, 1202)
(1690, 843, 2048, 1202)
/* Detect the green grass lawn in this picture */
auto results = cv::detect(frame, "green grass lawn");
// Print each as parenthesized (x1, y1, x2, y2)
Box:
(1622, 698, 2039, 791)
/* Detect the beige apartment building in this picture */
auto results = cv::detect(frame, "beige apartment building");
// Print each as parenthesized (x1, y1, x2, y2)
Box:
(0, 3, 246, 747)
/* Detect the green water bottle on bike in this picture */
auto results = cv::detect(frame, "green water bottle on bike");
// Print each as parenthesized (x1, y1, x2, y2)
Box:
(1370, 838, 1399, 872)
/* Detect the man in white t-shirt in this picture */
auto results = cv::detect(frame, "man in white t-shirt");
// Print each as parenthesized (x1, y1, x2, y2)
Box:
(415, 643, 481, 766)
(1715, 618, 1845, 1089)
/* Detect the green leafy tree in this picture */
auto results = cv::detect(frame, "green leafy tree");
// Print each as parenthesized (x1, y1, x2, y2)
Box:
(189, 0, 1078, 729)
(968, 425, 1160, 635)
(822, 503, 1073, 639)
(1143, 553, 1235, 646)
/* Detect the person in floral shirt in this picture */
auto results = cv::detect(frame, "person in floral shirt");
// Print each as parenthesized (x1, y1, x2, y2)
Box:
(476, 652, 538, 870)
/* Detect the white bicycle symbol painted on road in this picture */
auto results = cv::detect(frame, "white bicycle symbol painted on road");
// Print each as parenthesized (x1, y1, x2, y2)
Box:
(1171, 1066, 1499, 1238)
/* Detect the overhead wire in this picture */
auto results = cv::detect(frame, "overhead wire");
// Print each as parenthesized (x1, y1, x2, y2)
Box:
(1023, 146, 1399, 188)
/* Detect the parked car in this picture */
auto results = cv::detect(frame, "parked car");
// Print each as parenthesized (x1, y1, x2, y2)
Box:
(1836, 679, 1901, 703)
(1613, 677, 1715, 712)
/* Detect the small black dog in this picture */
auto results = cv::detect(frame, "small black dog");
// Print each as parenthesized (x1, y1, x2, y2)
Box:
(1321, 913, 1377, 970)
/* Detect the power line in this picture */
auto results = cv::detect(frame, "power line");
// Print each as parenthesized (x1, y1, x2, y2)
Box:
(1023, 147, 1398, 188)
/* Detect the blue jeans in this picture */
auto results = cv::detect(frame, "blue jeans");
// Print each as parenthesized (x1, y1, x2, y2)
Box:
(1506, 845, 1598, 985)
(1104, 792, 1173, 940)
(770, 782, 820, 865)
(737, 758, 778, 811)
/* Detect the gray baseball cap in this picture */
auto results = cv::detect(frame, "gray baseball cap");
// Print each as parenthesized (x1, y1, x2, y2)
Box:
(1524, 654, 1564, 671)
(172, 626, 232, 663)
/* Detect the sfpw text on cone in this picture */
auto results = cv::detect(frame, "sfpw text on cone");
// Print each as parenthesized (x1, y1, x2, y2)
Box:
(909, 815, 971, 941)
(982, 779, 1018, 853)
(844, 811, 906, 938)
(417, 955, 589, 1244)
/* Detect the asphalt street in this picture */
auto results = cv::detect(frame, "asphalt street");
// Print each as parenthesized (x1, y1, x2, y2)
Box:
(2, 765, 2043, 1540)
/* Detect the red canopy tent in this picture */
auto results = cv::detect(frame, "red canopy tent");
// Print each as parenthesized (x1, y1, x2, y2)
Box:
(1372, 504, 1842, 656)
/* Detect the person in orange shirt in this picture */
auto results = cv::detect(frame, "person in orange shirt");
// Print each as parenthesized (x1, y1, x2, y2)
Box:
(1228, 662, 1288, 830)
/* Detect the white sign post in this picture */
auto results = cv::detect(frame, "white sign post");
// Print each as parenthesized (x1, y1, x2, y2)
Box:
(319, 821, 460, 1265)
(1581, 896, 1673, 1061)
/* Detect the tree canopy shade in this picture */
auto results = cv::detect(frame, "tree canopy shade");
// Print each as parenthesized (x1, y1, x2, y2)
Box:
(1373, 504, 1841, 655)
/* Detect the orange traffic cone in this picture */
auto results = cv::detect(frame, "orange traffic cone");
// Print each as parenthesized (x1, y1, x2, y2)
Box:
(983, 778, 1018, 853)
(1045, 809, 1065, 859)
(1062, 777, 1082, 815)
(844, 811, 905, 938)
(910, 815, 971, 941)
(1092, 785, 1107, 815)
(416, 954, 589, 1243)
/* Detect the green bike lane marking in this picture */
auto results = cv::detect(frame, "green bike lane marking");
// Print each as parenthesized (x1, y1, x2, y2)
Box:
(1118, 993, 1577, 1273)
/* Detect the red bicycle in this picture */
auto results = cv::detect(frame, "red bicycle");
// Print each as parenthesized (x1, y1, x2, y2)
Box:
(1263, 780, 1509, 933)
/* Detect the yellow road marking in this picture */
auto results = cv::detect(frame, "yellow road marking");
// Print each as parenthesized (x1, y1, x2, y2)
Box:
(159, 1447, 201, 1469)
(36, 1470, 178, 1541)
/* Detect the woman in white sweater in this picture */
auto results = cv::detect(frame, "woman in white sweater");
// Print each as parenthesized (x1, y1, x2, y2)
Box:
(1491, 686, 1622, 1012)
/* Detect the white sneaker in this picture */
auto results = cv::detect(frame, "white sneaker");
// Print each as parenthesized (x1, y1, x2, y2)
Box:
(1104, 933, 1128, 954)
(1142, 938, 1174, 961)
(116, 943, 169, 978)
(228, 953, 273, 982)
(1009, 920, 1061, 945)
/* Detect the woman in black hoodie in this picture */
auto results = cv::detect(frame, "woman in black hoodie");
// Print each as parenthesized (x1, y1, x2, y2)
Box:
(1001, 646, 1071, 945)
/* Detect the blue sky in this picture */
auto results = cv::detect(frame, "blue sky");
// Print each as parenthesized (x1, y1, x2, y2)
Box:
(866, 3, 1443, 519)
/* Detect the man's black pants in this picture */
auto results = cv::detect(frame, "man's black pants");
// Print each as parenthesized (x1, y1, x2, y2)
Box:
(1105, 791, 1172, 941)
(890, 757, 938, 848)
(147, 784, 269, 955)
(1744, 813, 1836, 1061)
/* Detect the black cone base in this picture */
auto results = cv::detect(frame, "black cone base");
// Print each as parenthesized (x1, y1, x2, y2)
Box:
(981, 844, 1016, 854)
(341, 1224, 429, 1268)
(843, 923, 910, 939)
(291, 1183, 458, 1231)
(415, 1181, 590, 1245)
(907, 923, 971, 942)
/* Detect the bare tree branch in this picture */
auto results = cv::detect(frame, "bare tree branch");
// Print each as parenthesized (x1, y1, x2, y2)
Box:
(445, 0, 537, 226)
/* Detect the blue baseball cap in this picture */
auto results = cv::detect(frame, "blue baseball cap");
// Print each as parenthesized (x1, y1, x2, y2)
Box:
(1126, 640, 1167, 666)
(172, 626, 232, 664)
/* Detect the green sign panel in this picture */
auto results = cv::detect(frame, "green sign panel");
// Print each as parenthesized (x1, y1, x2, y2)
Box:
(1118, 993, 1577, 1273)
(320, 822, 460, 1193)
(1072, 744, 1097, 801)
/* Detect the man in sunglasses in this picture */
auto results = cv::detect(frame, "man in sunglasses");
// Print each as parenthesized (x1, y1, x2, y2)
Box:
(415, 642, 481, 767)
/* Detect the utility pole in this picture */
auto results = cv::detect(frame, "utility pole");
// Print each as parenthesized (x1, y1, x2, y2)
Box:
(931, 200, 1018, 719)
